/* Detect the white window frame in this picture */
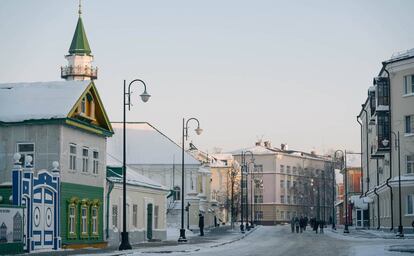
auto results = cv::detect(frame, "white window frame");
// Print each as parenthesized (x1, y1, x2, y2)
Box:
(92, 206, 98, 235)
(92, 150, 99, 174)
(406, 115, 414, 134)
(69, 143, 77, 171)
(17, 142, 35, 168)
(82, 147, 89, 173)
(154, 205, 159, 229)
(81, 206, 88, 234)
(69, 206, 76, 234)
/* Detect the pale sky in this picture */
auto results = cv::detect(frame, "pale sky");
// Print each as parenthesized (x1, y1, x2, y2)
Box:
(1, 0, 413, 154)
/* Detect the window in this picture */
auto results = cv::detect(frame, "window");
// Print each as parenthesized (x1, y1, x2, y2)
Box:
(280, 211, 284, 219)
(69, 206, 76, 235)
(377, 112, 390, 149)
(241, 180, 247, 188)
(17, 143, 35, 167)
(407, 155, 414, 174)
(112, 205, 118, 228)
(376, 77, 389, 106)
(254, 164, 263, 172)
(280, 195, 285, 203)
(280, 165, 284, 173)
(405, 115, 414, 134)
(292, 167, 297, 175)
(154, 205, 159, 229)
(69, 144, 77, 171)
(91, 207, 98, 235)
(81, 97, 86, 113)
(280, 179, 284, 188)
(133, 204, 138, 228)
(255, 211, 263, 220)
(287, 180, 291, 188)
(254, 195, 263, 203)
(93, 151, 99, 174)
(286, 166, 291, 174)
(403, 75, 414, 95)
(173, 186, 181, 201)
(82, 147, 89, 172)
(407, 195, 414, 215)
(81, 206, 88, 235)
(287, 195, 290, 204)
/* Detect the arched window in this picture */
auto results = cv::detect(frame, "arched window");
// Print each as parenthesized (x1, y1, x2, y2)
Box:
(173, 186, 181, 201)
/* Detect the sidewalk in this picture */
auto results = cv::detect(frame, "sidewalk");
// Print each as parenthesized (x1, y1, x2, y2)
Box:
(326, 225, 414, 240)
(20, 225, 259, 256)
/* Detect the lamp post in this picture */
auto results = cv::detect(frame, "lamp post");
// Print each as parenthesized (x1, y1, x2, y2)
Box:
(230, 162, 239, 229)
(178, 118, 203, 243)
(240, 151, 254, 233)
(382, 132, 403, 237)
(333, 150, 344, 231)
(119, 79, 151, 251)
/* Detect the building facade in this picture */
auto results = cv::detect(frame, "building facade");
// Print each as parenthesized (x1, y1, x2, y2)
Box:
(358, 48, 414, 233)
(232, 141, 334, 225)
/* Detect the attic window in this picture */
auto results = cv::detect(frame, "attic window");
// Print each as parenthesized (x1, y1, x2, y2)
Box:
(81, 97, 86, 113)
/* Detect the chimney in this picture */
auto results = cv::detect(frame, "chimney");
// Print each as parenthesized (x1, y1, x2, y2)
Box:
(264, 141, 271, 148)
(281, 143, 288, 151)
(255, 140, 263, 146)
(311, 150, 317, 156)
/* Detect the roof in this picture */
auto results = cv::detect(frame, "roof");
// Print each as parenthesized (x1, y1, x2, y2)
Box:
(230, 145, 276, 155)
(107, 165, 168, 191)
(69, 17, 91, 55)
(107, 122, 201, 165)
(0, 80, 90, 123)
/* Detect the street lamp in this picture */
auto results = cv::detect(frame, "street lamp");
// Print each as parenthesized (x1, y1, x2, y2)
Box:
(240, 151, 254, 233)
(230, 161, 240, 229)
(178, 118, 203, 243)
(382, 131, 403, 237)
(333, 150, 345, 231)
(119, 79, 151, 251)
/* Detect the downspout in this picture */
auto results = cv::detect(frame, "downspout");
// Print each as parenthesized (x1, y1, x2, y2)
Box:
(357, 115, 364, 197)
(362, 109, 370, 197)
(106, 179, 115, 239)
(383, 66, 394, 231)
(374, 159, 380, 229)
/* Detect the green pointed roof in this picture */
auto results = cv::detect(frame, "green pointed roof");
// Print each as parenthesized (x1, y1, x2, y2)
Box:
(69, 17, 91, 55)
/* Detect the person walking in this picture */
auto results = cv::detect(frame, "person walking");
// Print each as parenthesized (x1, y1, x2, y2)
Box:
(319, 219, 324, 234)
(314, 219, 319, 234)
(299, 216, 304, 233)
(199, 213, 205, 236)
(304, 216, 309, 231)
(290, 217, 295, 233)
(295, 216, 300, 233)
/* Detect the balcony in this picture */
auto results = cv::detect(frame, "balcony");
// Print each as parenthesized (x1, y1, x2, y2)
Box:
(61, 65, 98, 80)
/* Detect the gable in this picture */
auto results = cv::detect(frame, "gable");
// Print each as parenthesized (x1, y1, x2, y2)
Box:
(67, 81, 113, 135)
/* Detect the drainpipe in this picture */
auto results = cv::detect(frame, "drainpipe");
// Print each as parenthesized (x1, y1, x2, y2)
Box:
(357, 115, 364, 197)
(383, 65, 394, 231)
(362, 109, 370, 198)
(106, 179, 115, 239)
(374, 159, 380, 229)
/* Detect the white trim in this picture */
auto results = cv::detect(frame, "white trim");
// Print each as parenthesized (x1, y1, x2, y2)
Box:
(402, 93, 414, 98)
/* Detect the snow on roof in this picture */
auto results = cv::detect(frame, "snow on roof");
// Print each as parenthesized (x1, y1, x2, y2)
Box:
(107, 122, 201, 165)
(389, 48, 414, 62)
(0, 80, 90, 123)
(107, 158, 168, 191)
(211, 153, 233, 161)
(230, 145, 276, 155)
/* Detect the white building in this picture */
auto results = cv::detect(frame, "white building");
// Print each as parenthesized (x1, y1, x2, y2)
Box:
(358, 48, 414, 233)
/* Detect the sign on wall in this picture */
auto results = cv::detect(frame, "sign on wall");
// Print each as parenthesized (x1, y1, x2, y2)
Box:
(0, 206, 24, 244)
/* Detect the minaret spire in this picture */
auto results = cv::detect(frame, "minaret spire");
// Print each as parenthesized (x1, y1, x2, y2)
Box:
(61, 0, 98, 81)
(78, 0, 82, 16)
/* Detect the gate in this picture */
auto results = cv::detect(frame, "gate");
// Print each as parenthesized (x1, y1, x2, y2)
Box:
(12, 155, 61, 252)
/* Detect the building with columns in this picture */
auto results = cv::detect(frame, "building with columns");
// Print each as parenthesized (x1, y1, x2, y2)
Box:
(358, 48, 414, 233)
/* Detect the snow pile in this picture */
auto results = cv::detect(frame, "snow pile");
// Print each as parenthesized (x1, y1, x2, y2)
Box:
(0, 80, 90, 122)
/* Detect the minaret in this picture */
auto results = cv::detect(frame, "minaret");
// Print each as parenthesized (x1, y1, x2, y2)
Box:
(61, 0, 97, 80)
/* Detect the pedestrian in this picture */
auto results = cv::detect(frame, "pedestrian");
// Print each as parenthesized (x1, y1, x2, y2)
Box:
(314, 219, 319, 234)
(304, 216, 309, 231)
(199, 213, 205, 236)
(319, 220, 324, 234)
(295, 216, 300, 233)
(299, 216, 304, 233)
(290, 217, 295, 233)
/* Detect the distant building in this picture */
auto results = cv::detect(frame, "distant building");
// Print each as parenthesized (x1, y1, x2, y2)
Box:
(232, 141, 334, 225)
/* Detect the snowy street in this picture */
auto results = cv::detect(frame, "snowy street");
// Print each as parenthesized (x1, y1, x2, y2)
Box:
(130, 225, 413, 256)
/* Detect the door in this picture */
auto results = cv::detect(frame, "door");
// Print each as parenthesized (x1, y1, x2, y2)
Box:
(147, 204, 153, 240)
(356, 209, 363, 228)
(32, 186, 54, 249)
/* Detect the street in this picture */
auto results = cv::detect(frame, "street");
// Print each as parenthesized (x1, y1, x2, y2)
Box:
(132, 225, 413, 256)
